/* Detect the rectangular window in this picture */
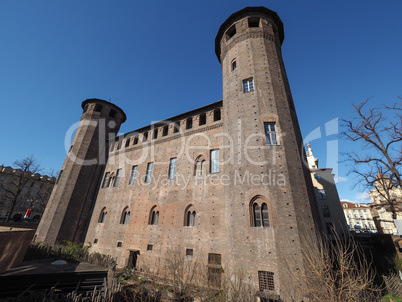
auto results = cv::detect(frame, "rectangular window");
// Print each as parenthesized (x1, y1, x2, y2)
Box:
(153, 129, 158, 139)
(214, 109, 221, 121)
(243, 78, 254, 92)
(102, 172, 110, 188)
(186, 248, 193, 257)
(117, 241, 123, 248)
(258, 271, 275, 291)
(125, 138, 130, 148)
(142, 132, 148, 142)
(113, 169, 122, 187)
(210, 149, 220, 173)
(147, 244, 153, 252)
(264, 123, 278, 145)
(168, 158, 177, 179)
(163, 125, 169, 136)
(174, 121, 180, 133)
(145, 162, 153, 183)
(322, 205, 331, 218)
(133, 136, 139, 145)
(186, 118, 193, 130)
(129, 166, 138, 185)
(93, 238, 98, 244)
(208, 253, 221, 265)
(318, 189, 327, 200)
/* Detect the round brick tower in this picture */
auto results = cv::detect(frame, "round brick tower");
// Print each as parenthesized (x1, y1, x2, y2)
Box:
(35, 99, 126, 245)
(216, 7, 319, 298)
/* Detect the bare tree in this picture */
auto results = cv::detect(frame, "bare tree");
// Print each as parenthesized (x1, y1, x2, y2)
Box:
(342, 99, 402, 218)
(0, 156, 41, 221)
(285, 226, 379, 301)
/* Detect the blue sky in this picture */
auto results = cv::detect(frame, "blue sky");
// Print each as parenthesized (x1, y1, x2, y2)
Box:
(1, 0, 401, 203)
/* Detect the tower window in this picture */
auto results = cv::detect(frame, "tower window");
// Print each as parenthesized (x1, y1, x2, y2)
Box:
(210, 149, 220, 173)
(243, 78, 254, 92)
(174, 121, 180, 133)
(129, 165, 138, 185)
(149, 206, 159, 225)
(186, 248, 193, 257)
(232, 60, 237, 71)
(163, 125, 169, 136)
(133, 136, 139, 145)
(226, 25, 236, 40)
(199, 113, 206, 126)
(102, 172, 110, 188)
(318, 189, 327, 200)
(98, 208, 107, 223)
(94, 104, 103, 112)
(117, 241, 123, 248)
(186, 118, 193, 130)
(109, 109, 116, 118)
(186, 210, 196, 227)
(251, 198, 270, 227)
(125, 138, 130, 148)
(147, 244, 153, 252)
(264, 122, 278, 145)
(213, 109, 221, 121)
(168, 157, 177, 179)
(145, 162, 153, 183)
(153, 129, 158, 139)
(258, 271, 275, 291)
(322, 205, 331, 218)
(248, 18, 260, 28)
(93, 238, 98, 244)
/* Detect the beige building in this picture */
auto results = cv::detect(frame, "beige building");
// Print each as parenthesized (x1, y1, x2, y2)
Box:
(369, 176, 402, 234)
(340, 201, 377, 233)
(306, 144, 348, 236)
(0, 165, 55, 222)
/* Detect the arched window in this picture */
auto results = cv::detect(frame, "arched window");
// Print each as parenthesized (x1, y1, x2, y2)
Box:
(250, 197, 271, 228)
(98, 208, 107, 223)
(184, 205, 196, 227)
(108, 173, 115, 187)
(149, 206, 159, 225)
(195, 156, 206, 176)
(120, 207, 130, 225)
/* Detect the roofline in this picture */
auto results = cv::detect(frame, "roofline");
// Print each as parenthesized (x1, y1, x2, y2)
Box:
(113, 100, 223, 140)
(215, 6, 284, 62)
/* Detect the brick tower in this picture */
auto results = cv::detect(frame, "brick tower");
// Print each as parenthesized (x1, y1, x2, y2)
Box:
(216, 7, 319, 298)
(35, 99, 126, 245)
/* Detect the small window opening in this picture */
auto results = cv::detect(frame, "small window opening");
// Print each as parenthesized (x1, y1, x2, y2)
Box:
(153, 129, 158, 139)
(109, 109, 117, 118)
(117, 241, 123, 248)
(186, 248, 194, 257)
(94, 104, 103, 112)
(186, 118, 193, 130)
(208, 253, 221, 265)
(163, 125, 169, 136)
(147, 244, 153, 252)
(226, 25, 236, 40)
(213, 109, 221, 121)
(248, 18, 260, 28)
(174, 121, 181, 133)
(94, 238, 98, 244)
(125, 138, 130, 148)
(142, 132, 148, 142)
(133, 136, 139, 145)
(199, 113, 206, 126)
(232, 60, 237, 71)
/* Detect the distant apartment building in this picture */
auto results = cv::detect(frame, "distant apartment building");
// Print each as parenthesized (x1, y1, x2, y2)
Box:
(369, 175, 402, 234)
(340, 201, 377, 233)
(0, 165, 55, 222)
(306, 144, 348, 236)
